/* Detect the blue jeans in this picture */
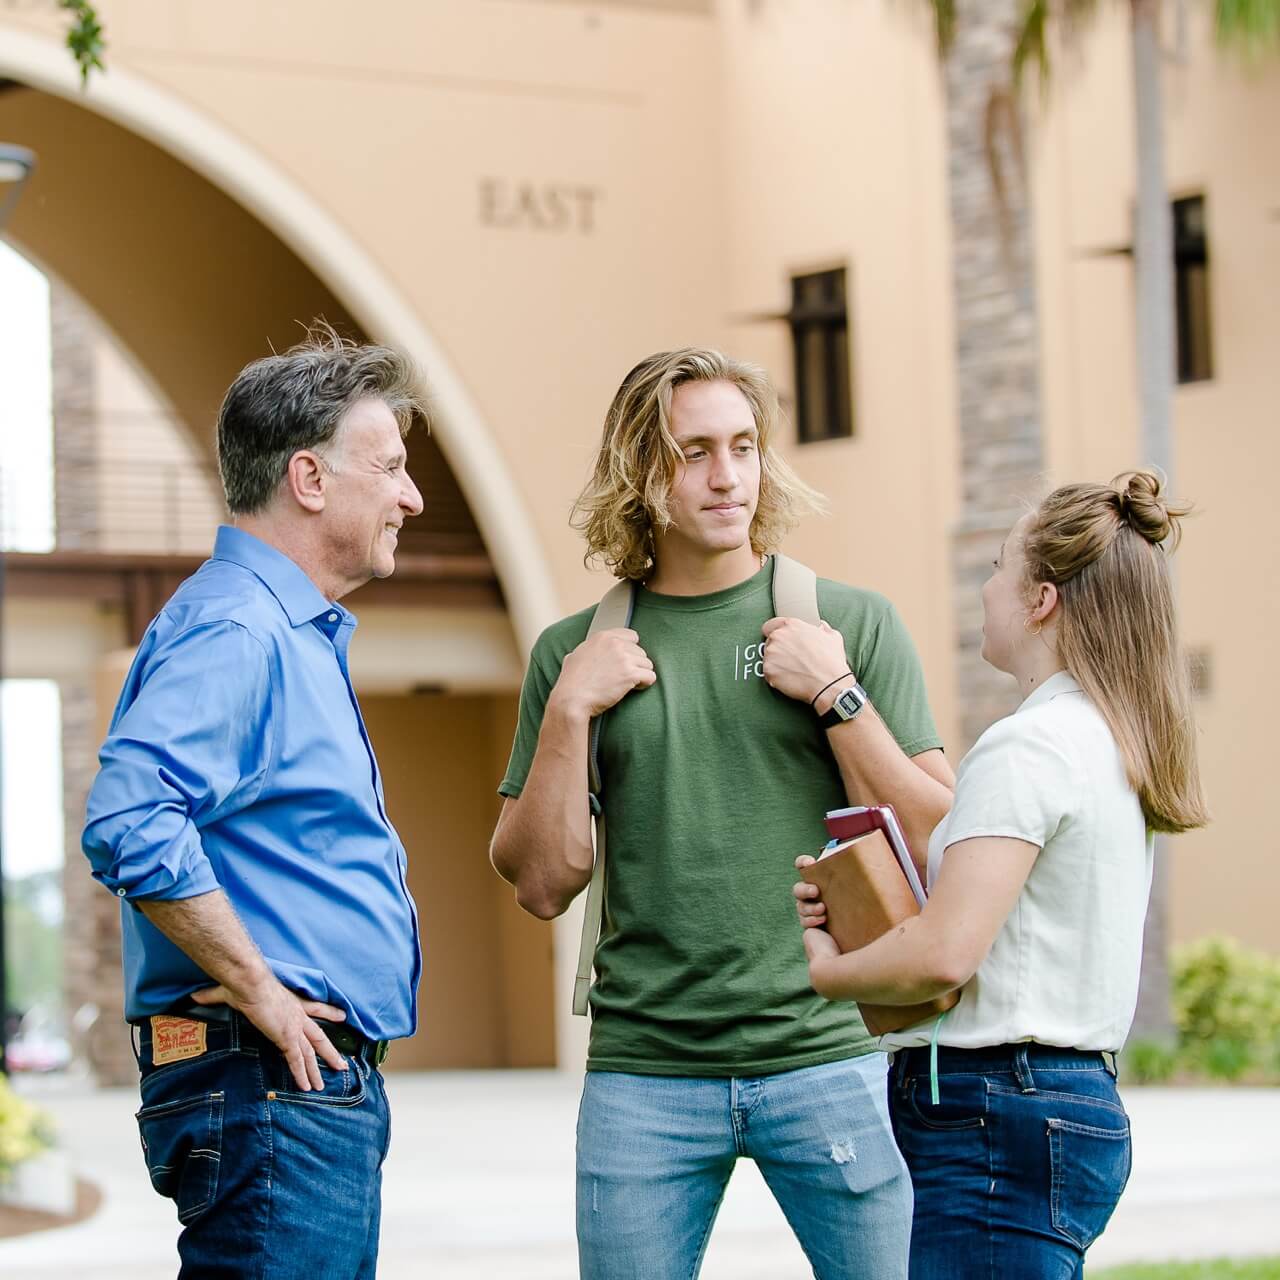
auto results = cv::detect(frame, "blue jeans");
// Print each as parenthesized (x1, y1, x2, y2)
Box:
(132, 1012, 392, 1279)
(889, 1044, 1132, 1280)
(577, 1055, 912, 1280)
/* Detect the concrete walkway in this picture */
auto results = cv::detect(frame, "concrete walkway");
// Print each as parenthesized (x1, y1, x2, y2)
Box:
(3, 1072, 1278, 1278)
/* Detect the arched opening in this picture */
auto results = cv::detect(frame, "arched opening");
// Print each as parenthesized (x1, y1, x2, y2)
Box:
(0, 53, 559, 1076)
(0, 21, 560, 653)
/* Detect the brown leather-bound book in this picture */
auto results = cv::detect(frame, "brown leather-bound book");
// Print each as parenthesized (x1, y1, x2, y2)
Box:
(801, 827, 958, 1036)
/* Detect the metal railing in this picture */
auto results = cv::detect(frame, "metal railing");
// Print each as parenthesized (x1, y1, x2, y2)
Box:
(1, 457, 226, 556)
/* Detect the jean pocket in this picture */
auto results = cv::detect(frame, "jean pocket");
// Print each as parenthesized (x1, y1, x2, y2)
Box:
(900, 1077, 987, 1132)
(1048, 1115, 1132, 1249)
(136, 1091, 224, 1224)
(265, 1053, 368, 1108)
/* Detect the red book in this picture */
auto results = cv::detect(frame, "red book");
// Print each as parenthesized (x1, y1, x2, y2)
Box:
(823, 804, 926, 907)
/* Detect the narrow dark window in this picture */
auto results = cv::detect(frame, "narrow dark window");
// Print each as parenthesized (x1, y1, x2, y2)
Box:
(1173, 195, 1213, 384)
(788, 267, 853, 443)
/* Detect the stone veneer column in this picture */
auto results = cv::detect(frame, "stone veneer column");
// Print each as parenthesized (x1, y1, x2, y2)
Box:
(60, 679, 133, 1085)
(944, 0, 1046, 753)
(50, 282, 100, 550)
(52, 284, 132, 1081)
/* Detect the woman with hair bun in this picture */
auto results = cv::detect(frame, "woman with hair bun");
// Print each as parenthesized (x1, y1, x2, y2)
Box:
(795, 470, 1208, 1279)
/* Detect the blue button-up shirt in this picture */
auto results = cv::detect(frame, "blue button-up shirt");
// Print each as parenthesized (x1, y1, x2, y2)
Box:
(82, 526, 421, 1041)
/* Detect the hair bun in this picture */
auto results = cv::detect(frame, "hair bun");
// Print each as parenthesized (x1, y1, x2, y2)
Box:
(1113, 470, 1187, 549)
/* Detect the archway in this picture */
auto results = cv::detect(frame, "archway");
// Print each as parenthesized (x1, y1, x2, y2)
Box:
(0, 24, 559, 653)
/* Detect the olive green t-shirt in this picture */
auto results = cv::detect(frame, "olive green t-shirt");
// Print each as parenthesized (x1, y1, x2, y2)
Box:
(499, 557, 942, 1076)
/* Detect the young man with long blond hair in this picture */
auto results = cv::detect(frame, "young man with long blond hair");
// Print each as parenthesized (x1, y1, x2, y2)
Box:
(491, 348, 954, 1279)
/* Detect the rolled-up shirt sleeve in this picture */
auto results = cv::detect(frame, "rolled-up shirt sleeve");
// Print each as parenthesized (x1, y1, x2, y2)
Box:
(83, 620, 274, 902)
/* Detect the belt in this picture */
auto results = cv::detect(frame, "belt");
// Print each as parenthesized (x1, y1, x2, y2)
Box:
(894, 1042, 1116, 1078)
(319, 1020, 390, 1066)
(136, 1004, 390, 1067)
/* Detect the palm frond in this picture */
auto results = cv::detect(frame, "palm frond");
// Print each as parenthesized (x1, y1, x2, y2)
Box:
(921, 0, 958, 55)
(1012, 0, 1052, 87)
(1011, 0, 1103, 90)
(1214, 0, 1280, 52)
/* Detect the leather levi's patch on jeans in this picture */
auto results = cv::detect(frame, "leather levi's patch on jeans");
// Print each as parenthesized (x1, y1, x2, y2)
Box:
(150, 1016, 208, 1066)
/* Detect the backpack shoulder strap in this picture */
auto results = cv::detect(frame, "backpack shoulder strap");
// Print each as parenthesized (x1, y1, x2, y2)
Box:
(573, 578, 636, 1017)
(583, 579, 635, 797)
(587, 578, 636, 633)
(770, 553, 821, 626)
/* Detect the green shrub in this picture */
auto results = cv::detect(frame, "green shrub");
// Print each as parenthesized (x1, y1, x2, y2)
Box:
(1167, 936, 1280, 1084)
(1174, 937, 1280, 1044)
(1120, 1038, 1178, 1084)
(1197, 1035, 1255, 1082)
(0, 1076, 53, 1182)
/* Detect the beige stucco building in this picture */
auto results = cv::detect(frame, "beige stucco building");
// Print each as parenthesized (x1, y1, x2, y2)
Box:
(0, 0, 1274, 1076)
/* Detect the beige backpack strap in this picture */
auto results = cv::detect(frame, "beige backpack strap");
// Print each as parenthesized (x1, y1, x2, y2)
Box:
(770, 553, 821, 626)
(573, 579, 635, 1017)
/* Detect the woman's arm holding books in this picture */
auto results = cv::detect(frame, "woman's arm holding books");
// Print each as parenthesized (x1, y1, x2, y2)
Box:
(797, 836, 1039, 1004)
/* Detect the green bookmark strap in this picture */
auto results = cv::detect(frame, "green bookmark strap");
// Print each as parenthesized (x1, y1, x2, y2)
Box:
(929, 1008, 951, 1106)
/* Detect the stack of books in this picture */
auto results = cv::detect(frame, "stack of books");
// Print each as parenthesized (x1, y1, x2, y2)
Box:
(801, 805, 959, 1035)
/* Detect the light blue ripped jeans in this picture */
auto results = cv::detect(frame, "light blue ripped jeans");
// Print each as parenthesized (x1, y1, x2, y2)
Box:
(576, 1055, 911, 1280)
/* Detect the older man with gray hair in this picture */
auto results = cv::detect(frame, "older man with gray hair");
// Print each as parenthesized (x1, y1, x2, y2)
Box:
(82, 323, 426, 1278)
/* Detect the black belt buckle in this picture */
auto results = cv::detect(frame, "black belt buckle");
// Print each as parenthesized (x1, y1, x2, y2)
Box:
(318, 1020, 360, 1056)
(317, 1020, 389, 1066)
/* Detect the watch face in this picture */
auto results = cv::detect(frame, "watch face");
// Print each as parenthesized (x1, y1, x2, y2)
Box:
(836, 688, 864, 719)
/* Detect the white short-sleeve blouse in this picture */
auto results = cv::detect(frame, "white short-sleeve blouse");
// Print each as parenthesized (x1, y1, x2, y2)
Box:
(881, 670, 1154, 1053)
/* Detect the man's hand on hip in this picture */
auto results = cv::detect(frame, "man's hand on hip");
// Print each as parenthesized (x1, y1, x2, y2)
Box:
(138, 891, 350, 1093)
(550, 628, 657, 721)
(191, 980, 348, 1091)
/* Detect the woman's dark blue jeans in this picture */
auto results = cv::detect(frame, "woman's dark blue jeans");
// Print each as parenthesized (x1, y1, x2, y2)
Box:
(889, 1043, 1132, 1280)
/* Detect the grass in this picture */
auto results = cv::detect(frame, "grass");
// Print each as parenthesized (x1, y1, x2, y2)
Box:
(1094, 1261, 1280, 1279)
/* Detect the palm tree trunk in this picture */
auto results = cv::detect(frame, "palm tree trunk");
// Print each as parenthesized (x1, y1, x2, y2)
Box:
(944, 0, 1046, 753)
(1129, 0, 1177, 1045)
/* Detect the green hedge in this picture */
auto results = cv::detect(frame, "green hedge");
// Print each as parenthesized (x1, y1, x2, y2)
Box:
(1124, 936, 1280, 1084)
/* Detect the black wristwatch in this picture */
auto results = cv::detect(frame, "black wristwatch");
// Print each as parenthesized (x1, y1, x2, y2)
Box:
(816, 680, 869, 730)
